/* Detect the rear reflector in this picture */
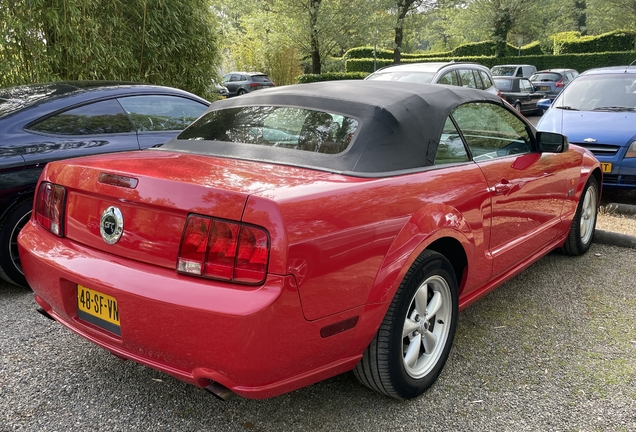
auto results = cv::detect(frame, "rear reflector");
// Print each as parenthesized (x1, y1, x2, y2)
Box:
(35, 182, 66, 236)
(177, 214, 270, 285)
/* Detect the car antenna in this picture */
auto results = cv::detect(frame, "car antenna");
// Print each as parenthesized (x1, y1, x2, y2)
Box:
(624, 59, 636, 73)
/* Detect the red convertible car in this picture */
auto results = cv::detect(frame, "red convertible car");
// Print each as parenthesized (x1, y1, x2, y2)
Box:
(18, 81, 601, 400)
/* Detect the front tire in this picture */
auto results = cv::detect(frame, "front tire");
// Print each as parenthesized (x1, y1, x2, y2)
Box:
(561, 176, 598, 256)
(354, 250, 458, 399)
(0, 199, 32, 287)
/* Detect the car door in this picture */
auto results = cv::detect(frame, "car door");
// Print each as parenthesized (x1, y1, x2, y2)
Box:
(518, 78, 537, 112)
(223, 74, 241, 95)
(117, 95, 208, 148)
(451, 102, 569, 277)
(21, 98, 140, 182)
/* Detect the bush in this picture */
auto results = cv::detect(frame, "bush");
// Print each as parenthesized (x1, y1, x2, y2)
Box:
(519, 41, 544, 56)
(343, 46, 393, 60)
(344, 51, 636, 74)
(322, 56, 346, 73)
(0, 0, 221, 100)
(558, 30, 636, 54)
(296, 72, 369, 83)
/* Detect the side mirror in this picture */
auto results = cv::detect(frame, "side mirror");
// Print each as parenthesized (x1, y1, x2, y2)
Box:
(537, 131, 568, 153)
(536, 98, 552, 110)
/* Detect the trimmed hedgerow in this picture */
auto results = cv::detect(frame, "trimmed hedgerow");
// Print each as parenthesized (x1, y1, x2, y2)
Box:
(296, 72, 369, 83)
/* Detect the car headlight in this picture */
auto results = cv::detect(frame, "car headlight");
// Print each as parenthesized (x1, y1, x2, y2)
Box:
(627, 141, 636, 158)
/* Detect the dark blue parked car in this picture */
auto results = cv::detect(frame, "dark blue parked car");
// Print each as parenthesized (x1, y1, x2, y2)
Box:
(0, 81, 209, 287)
(537, 66, 636, 189)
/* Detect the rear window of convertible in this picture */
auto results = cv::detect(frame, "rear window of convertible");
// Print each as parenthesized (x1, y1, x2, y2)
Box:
(178, 106, 358, 154)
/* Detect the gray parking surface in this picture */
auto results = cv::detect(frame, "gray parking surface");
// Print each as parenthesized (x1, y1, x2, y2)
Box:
(2, 243, 636, 431)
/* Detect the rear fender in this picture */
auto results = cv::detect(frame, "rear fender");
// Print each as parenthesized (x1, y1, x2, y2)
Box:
(365, 203, 474, 306)
(241, 195, 289, 276)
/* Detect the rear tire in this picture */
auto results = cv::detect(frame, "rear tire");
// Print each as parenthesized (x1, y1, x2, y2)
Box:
(237, 89, 247, 96)
(0, 199, 32, 288)
(354, 250, 458, 399)
(514, 102, 522, 112)
(561, 176, 598, 256)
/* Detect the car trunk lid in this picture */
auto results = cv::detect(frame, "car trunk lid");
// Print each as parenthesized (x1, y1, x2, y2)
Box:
(45, 150, 330, 270)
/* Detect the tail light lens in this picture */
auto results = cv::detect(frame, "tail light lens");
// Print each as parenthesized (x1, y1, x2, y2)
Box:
(35, 182, 66, 236)
(555, 80, 565, 88)
(177, 214, 270, 285)
(249, 83, 259, 87)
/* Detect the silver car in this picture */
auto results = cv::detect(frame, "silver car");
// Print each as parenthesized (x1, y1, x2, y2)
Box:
(365, 62, 500, 96)
(221, 72, 275, 96)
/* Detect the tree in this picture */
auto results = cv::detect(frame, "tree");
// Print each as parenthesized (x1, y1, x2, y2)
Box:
(388, 0, 436, 62)
(466, 0, 528, 57)
(214, 0, 371, 80)
(0, 0, 221, 99)
(588, 0, 636, 49)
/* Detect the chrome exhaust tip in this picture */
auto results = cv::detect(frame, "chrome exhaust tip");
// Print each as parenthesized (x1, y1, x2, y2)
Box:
(204, 381, 236, 401)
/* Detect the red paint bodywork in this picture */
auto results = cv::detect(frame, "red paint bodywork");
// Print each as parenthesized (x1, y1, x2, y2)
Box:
(19, 145, 600, 399)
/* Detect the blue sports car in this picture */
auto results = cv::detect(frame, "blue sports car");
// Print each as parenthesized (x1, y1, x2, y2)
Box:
(537, 65, 636, 189)
(0, 81, 209, 287)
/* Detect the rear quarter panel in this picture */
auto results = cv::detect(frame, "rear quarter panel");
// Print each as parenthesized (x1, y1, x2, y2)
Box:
(249, 163, 493, 321)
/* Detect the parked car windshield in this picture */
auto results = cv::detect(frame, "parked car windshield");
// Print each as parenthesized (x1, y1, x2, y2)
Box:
(491, 66, 517, 76)
(365, 71, 436, 84)
(178, 106, 358, 154)
(554, 74, 636, 111)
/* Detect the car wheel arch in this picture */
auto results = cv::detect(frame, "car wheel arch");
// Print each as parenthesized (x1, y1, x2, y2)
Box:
(366, 223, 472, 307)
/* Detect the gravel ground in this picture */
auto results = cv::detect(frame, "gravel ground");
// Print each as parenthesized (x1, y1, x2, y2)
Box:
(2, 243, 636, 432)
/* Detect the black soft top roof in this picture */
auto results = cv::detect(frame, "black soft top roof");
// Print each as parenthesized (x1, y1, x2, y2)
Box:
(159, 80, 504, 176)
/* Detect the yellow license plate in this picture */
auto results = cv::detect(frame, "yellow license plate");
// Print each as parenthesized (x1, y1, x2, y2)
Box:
(539, 86, 548, 91)
(77, 285, 121, 335)
(600, 162, 612, 173)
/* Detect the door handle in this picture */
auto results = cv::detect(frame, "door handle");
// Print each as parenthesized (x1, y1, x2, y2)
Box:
(493, 180, 514, 195)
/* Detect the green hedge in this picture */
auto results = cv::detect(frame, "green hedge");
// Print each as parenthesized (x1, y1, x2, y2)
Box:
(343, 40, 544, 63)
(296, 72, 369, 83)
(343, 46, 434, 60)
(519, 41, 544, 56)
(345, 56, 493, 73)
(345, 51, 636, 74)
(558, 30, 636, 54)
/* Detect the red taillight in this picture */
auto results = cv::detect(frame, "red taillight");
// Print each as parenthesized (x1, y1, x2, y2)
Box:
(249, 83, 259, 87)
(235, 225, 269, 284)
(555, 80, 565, 88)
(35, 182, 66, 236)
(177, 215, 269, 285)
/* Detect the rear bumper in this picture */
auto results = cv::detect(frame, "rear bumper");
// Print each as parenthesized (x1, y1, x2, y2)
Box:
(18, 221, 371, 399)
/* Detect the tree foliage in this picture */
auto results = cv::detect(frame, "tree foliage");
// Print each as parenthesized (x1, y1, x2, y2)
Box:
(0, 0, 220, 99)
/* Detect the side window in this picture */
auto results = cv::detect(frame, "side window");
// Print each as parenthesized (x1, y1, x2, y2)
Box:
(118, 95, 207, 132)
(437, 71, 459, 86)
(451, 102, 533, 161)
(434, 117, 470, 165)
(28, 99, 133, 135)
(459, 69, 478, 89)
(520, 79, 532, 92)
(479, 71, 494, 89)
(230, 74, 240, 82)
